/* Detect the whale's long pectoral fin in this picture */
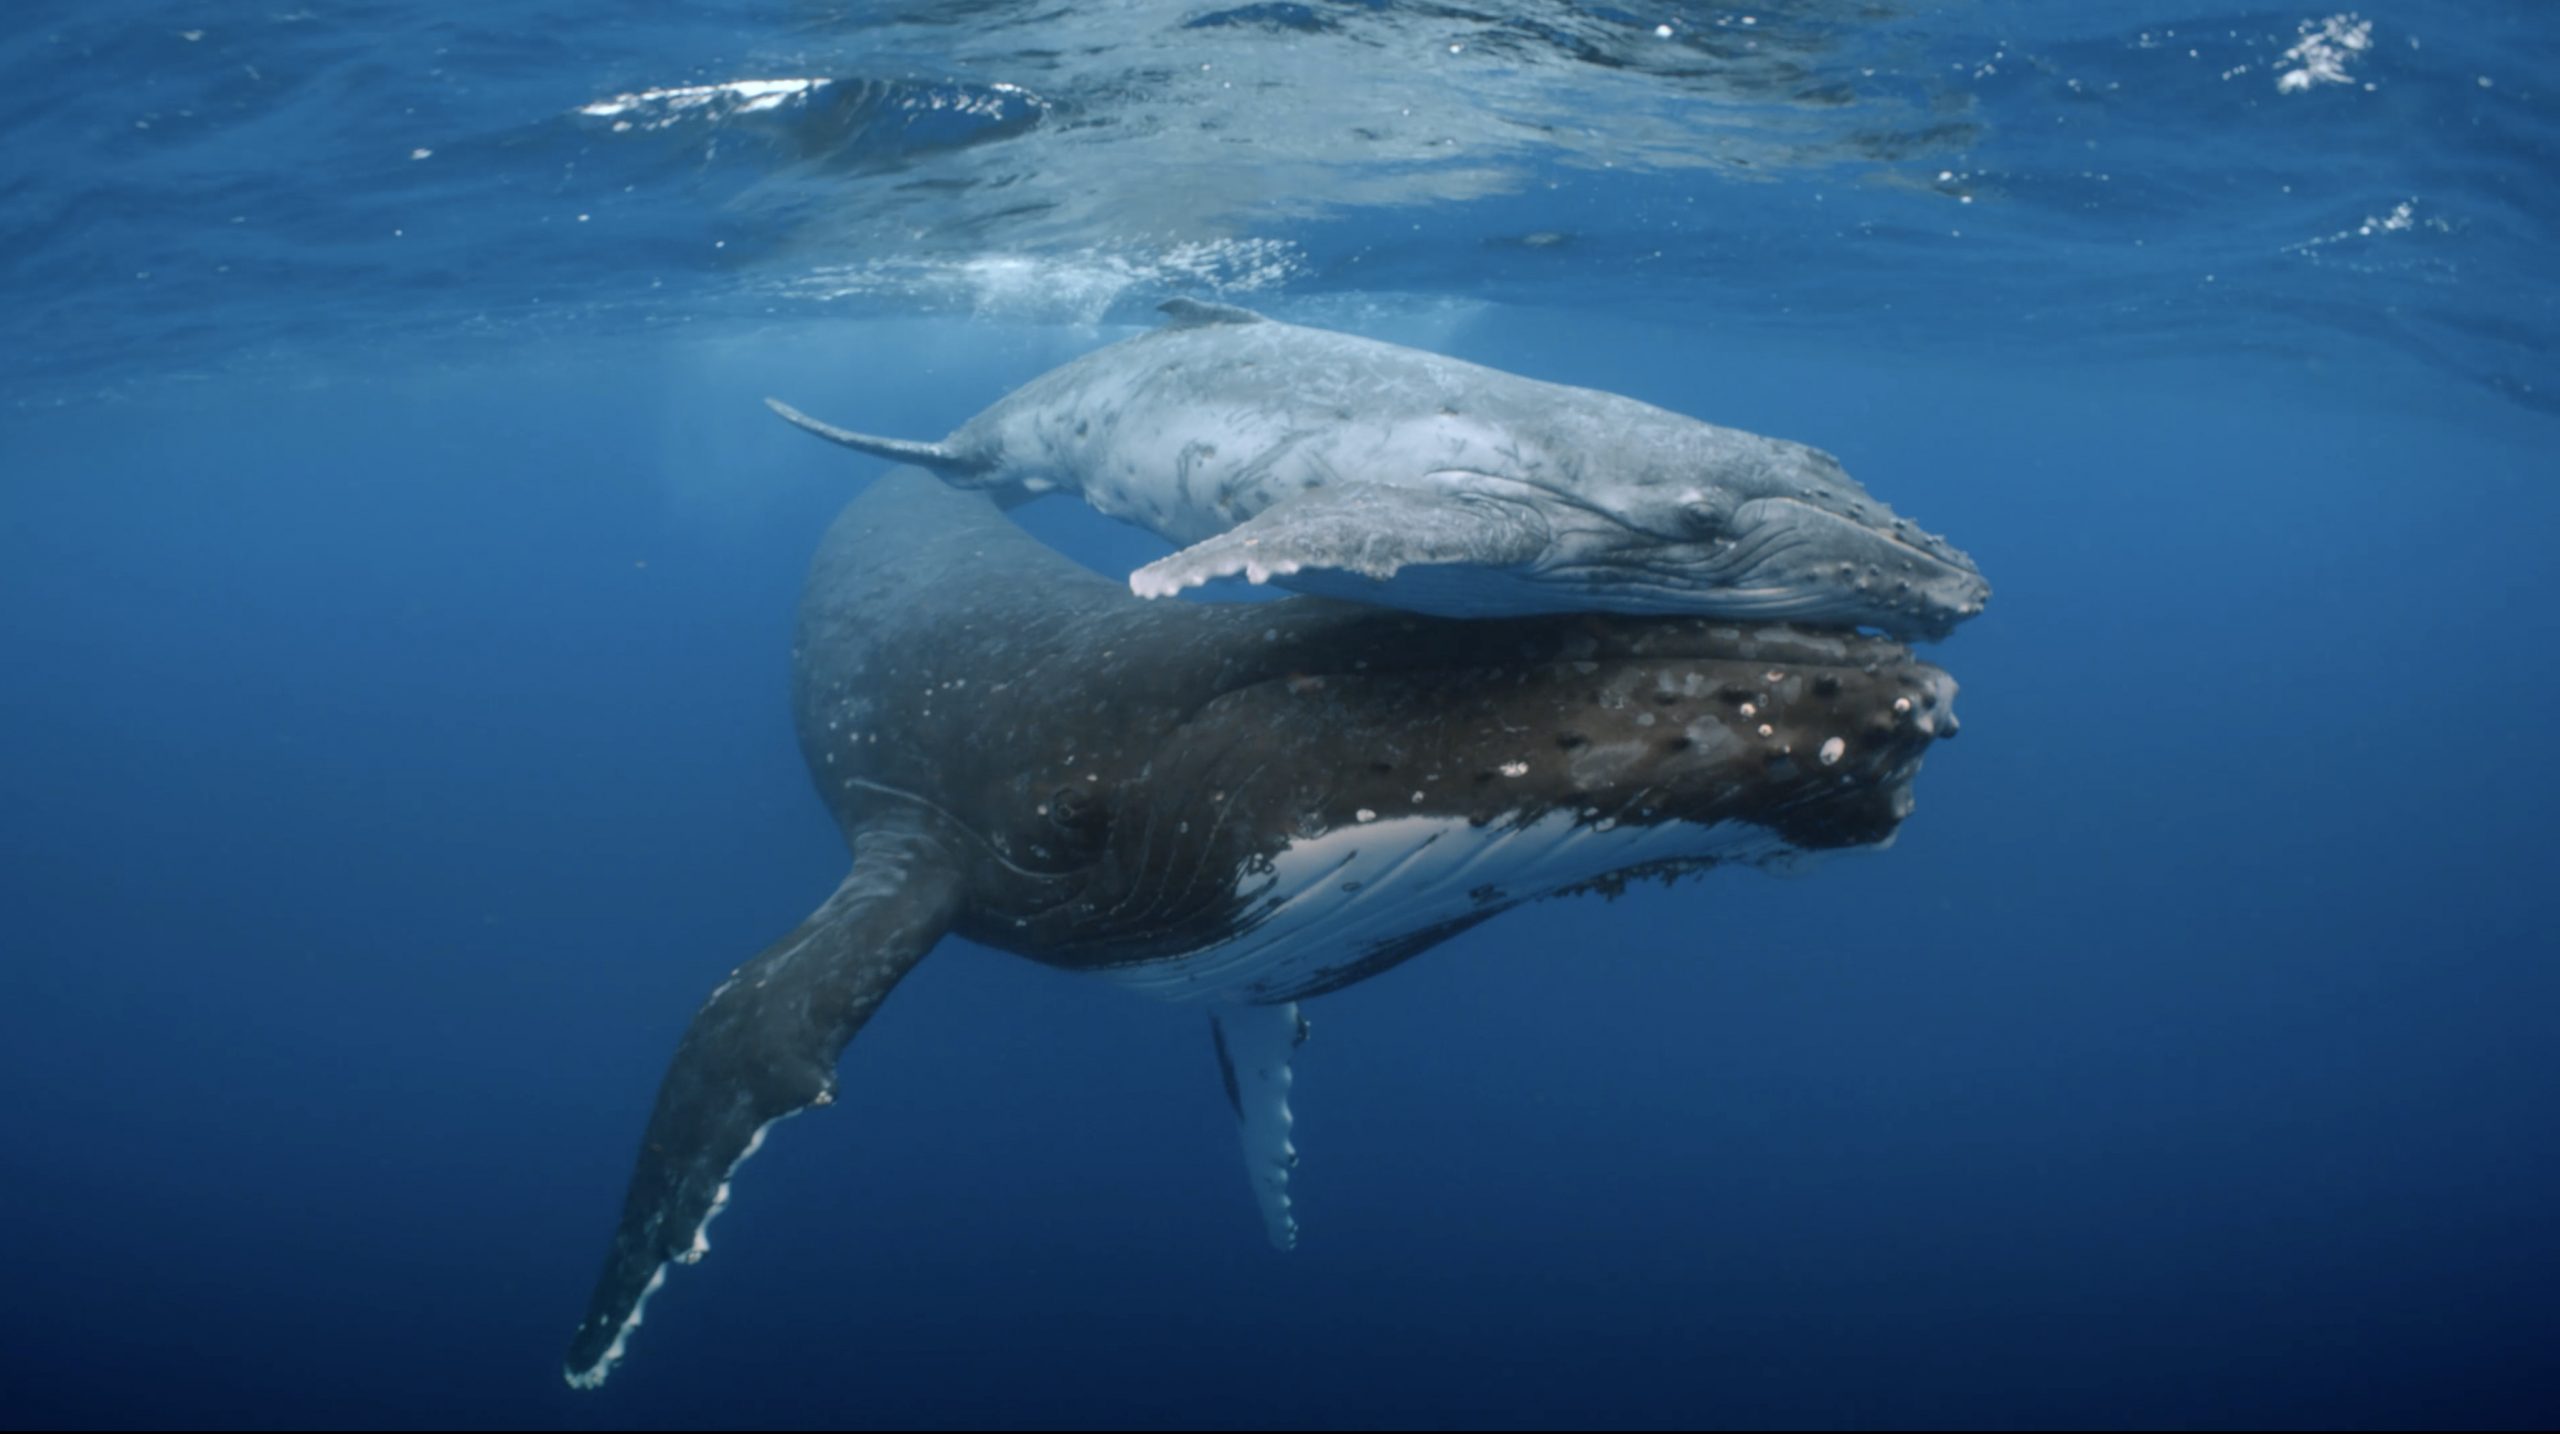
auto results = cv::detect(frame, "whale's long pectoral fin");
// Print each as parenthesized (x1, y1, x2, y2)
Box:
(764, 397, 996, 485)
(564, 824, 962, 1390)
(1129, 481, 1549, 601)
(1210, 1001, 1309, 1251)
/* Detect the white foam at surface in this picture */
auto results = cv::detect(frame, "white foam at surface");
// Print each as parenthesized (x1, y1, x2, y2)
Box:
(577, 78, 834, 130)
(2283, 198, 2452, 265)
(777, 240, 1308, 324)
(2275, 14, 2372, 94)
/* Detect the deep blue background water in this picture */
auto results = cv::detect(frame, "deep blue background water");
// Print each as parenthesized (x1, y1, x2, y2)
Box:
(4, 2, 2556, 1428)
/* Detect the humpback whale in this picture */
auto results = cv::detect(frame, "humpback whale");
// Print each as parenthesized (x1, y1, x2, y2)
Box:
(767, 301, 1989, 640)
(564, 469, 1960, 1387)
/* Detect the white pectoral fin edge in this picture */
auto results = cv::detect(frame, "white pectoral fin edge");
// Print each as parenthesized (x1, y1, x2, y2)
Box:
(563, 828, 961, 1389)
(1211, 1000, 1309, 1251)
(1129, 482, 1548, 599)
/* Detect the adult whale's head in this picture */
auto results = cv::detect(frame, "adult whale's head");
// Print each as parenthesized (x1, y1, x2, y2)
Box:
(962, 608, 1955, 999)
(566, 468, 1958, 1387)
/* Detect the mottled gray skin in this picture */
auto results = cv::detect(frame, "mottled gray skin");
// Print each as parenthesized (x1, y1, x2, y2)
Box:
(565, 469, 1959, 1388)
(768, 300, 1989, 639)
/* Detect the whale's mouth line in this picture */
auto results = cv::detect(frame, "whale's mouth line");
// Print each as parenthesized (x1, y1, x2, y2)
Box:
(1466, 475, 1978, 594)
(1542, 499, 1983, 636)
(1741, 496, 1977, 573)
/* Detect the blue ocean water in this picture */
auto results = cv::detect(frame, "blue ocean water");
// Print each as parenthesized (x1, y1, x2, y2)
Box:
(3, 1, 2555, 1427)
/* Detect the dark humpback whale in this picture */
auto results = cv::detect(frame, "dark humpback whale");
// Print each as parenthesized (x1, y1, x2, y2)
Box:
(564, 468, 1959, 1386)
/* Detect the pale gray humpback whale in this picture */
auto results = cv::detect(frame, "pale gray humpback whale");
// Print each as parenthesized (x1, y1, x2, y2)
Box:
(767, 300, 1989, 639)
(564, 469, 1960, 1387)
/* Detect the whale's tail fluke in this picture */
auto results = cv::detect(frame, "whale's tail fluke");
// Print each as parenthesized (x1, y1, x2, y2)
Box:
(765, 397, 994, 482)
(563, 819, 963, 1390)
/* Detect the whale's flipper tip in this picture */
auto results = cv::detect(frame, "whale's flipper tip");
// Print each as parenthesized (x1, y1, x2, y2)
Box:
(563, 826, 963, 1389)
(1157, 297, 1266, 328)
(1211, 1001, 1309, 1251)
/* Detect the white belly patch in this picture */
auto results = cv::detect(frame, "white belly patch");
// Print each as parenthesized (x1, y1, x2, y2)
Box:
(1089, 811, 1794, 1004)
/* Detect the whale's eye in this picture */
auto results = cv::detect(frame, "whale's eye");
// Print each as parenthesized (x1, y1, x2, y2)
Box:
(1677, 492, 1732, 536)
(1046, 785, 1109, 840)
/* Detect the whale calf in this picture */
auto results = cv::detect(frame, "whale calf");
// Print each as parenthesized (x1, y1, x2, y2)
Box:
(769, 301, 1989, 639)
(563, 468, 1960, 1387)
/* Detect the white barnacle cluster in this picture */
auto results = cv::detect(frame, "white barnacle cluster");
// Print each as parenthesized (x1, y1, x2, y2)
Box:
(2274, 14, 2373, 94)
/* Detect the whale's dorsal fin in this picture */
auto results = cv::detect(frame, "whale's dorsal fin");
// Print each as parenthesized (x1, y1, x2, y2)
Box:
(1157, 297, 1266, 328)
(565, 820, 963, 1389)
